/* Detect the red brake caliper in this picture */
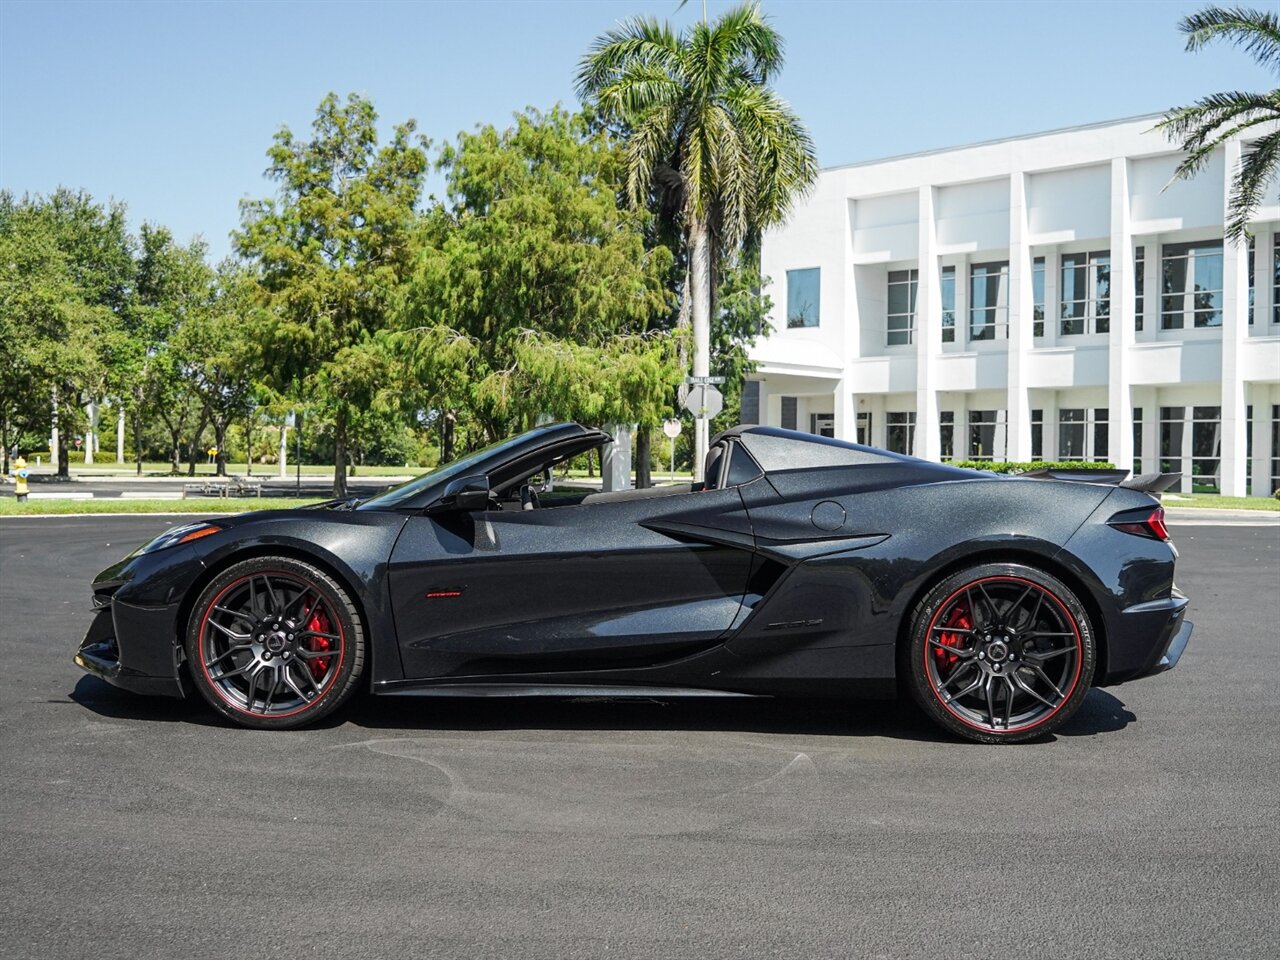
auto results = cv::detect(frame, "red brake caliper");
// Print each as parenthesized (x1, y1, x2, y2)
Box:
(934, 602, 971, 670)
(306, 608, 332, 681)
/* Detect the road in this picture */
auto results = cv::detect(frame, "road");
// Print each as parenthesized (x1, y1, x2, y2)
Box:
(4, 474, 407, 501)
(1, 515, 1277, 959)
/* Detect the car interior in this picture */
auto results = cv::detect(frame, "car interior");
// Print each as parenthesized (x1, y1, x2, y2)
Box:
(485, 437, 762, 512)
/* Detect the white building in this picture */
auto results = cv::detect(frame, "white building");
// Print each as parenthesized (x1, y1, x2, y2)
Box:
(747, 114, 1280, 497)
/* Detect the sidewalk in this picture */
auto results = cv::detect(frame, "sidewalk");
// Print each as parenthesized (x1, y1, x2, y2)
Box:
(1164, 506, 1280, 526)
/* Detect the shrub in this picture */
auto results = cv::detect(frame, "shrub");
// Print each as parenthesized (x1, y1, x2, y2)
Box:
(947, 460, 1118, 474)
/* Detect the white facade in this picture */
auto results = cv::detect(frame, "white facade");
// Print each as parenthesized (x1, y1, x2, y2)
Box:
(749, 115, 1280, 496)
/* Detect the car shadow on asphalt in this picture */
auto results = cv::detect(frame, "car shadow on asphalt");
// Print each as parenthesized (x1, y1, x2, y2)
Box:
(69, 675, 1137, 743)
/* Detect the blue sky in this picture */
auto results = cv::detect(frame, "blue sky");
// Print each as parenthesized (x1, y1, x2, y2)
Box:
(2, 0, 1272, 260)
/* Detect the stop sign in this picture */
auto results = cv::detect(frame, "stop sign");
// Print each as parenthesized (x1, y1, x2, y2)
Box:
(682, 384, 723, 420)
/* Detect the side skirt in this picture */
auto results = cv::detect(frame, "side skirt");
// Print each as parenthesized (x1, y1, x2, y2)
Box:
(373, 681, 764, 699)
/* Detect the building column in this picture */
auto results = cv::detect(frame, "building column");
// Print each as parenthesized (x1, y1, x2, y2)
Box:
(84, 400, 97, 465)
(833, 380, 856, 441)
(1007, 171, 1033, 462)
(1145, 403, 1166, 483)
(1251, 384, 1272, 496)
(1220, 140, 1250, 497)
(953, 392, 970, 460)
(1108, 157, 1136, 474)
(1043, 391, 1059, 463)
(915, 185, 941, 460)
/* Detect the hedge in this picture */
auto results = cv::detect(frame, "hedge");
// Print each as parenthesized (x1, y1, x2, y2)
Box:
(947, 460, 1118, 474)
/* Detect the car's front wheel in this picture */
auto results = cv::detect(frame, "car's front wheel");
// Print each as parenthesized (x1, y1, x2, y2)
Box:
(184, 557, 365, 729)
(904, 563, 1095, 744)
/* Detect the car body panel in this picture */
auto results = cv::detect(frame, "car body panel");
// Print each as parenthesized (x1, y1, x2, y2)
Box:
(76, 423, 1191, 711)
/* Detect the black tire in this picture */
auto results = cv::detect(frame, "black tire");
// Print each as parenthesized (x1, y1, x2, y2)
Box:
(903, 562, 1095, 744)
(184, 556, 365, 730)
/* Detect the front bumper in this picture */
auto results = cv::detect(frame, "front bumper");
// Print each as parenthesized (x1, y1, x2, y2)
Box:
(74, 603, 186, 699)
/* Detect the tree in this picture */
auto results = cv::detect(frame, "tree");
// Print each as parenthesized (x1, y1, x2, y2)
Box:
(123, 224, 214, 474)
(0, 190, 131, 477)
(400, 106, 678, 446)
(576, 1, 816, 476)
(236, 92, 430, 497)
(173, 263, 263, 477)
(1159, 5, 1280, 241)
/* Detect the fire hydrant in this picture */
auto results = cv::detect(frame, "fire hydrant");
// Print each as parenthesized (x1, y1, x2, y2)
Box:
(11, 456, 30, 502)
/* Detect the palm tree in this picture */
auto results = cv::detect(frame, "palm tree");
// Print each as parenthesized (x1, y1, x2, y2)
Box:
(576, 1, 817, 477)
(1159, 5, 1280, 241)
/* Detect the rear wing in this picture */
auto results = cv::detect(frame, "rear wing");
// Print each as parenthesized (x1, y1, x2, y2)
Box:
(1019, 467, 1181, 494)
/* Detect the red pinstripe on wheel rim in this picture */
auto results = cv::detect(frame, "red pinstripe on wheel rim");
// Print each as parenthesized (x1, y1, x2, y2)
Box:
(923, 575, 1083, 735)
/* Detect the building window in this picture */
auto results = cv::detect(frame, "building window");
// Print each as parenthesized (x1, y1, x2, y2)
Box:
(1160, 406, 1185, 488)
(968, 410, 1002, 460)
(1135, 246, 1145, 332)
(886, 269, 917, 346)
(1271, 405, 1280, 493)
(1273, 244, 1280, 325)
(1060, 250, 1110, 336)
(740, 380, 760, 425)
(1058, 409, 1086, 460)
(786, 268, 820, 328)
(1161, 241, 1223, 329)
(810, 413, 834, 438)
(886, 412, 915, 455)
(1032, 257, 1046, 338)
(856, 411, 871, 446)
(1093, 407, 1109, 462)
(1248, 237, 1255, 325)
(1191, 406, 1221, 492)
(1133, 407, 1144, 474)
(941, 266, 956, 343)
(1059, 408, 1109, 461)
(940, 411, 954, 460)
(1031, 408, 1043, 460)
(969, 262, 1009, 341)
(780, 396, 797, 430)
(1247, 404, 1253, 487)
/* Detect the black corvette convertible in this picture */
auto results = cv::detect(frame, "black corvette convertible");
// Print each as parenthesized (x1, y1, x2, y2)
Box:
(76, 422, 1191, 743)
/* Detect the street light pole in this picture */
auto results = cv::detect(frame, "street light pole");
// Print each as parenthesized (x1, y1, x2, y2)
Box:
(295, 418, 302, 497)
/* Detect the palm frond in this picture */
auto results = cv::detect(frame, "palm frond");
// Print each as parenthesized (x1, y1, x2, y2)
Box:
(575, 17, 682, 99)
(1180, 5, 1280, 73)
(1226, 129, 1280, 240)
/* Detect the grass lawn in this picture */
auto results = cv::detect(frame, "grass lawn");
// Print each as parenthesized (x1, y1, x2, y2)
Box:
(0, 497, 322, 516)
(37, 462, 416, 478)
(1162, 493, 1280, 512)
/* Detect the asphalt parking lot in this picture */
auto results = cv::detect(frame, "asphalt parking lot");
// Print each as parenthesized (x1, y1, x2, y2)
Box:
(1, 515, 1277, 959)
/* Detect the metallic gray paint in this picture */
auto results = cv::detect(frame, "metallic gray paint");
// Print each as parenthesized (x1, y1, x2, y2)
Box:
(76, 423, 1189, 710)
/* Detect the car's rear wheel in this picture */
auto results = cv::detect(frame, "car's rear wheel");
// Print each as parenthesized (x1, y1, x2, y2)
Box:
(184, 557, 365, 729)
(904, 563, 1095, 744)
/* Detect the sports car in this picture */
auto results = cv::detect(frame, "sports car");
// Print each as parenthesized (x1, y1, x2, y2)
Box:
(75, 422, 1192, 743)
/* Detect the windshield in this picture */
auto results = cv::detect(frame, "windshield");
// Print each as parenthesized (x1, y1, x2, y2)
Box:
(358, 430, 544, 511)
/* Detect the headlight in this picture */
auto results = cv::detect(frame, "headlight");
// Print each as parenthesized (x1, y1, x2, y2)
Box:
(135, 521, 223, 555)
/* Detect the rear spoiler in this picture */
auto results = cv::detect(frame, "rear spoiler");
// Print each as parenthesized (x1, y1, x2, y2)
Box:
(1019, 468, 1182, 494)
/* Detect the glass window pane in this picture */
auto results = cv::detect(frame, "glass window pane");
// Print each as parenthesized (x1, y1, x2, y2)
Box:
(786, 268, 820, 328)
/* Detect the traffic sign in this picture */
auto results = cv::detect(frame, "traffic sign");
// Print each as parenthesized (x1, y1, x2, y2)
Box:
(682, 383, 723, 420)
(662, 418, 682, 439)
(684, 375, 726, 385)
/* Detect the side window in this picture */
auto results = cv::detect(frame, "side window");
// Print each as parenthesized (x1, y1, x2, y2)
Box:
(725, 442, 763, 487)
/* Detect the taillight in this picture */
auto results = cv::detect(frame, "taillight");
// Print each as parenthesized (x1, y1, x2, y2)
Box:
(1110, 506, 1169, 541)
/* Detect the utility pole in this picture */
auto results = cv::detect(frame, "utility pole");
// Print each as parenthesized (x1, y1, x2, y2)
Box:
(50, 386, 59, 472)
(116, 405, 125, 463)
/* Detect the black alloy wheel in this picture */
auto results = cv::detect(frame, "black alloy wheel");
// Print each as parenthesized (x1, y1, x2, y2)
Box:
(905, 563, 1095, 744)
(185, 557, 365, 729)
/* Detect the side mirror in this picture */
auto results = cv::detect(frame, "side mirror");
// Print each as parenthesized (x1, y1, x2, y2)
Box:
(428, 474, 490, 514)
